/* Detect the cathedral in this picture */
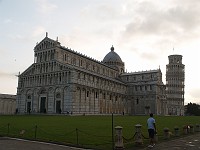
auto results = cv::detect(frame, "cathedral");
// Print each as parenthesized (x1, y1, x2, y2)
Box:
(16, 34, 185, 115)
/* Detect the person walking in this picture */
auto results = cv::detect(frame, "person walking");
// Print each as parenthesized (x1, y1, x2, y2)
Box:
(147, 113, 157, 148)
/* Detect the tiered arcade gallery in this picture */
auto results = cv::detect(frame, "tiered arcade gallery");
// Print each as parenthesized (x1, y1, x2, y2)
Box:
(16, 34, 185, 115)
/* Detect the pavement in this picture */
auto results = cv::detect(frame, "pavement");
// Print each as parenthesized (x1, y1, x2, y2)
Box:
(142, 132, 200, 150)
(0, 133, 200, 150)
(0, 137, 87, 150)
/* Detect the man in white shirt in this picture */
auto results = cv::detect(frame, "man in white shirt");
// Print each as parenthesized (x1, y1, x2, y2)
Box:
(147, 113, 157, 148)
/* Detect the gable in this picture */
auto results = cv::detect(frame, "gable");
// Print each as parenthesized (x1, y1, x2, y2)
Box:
(20, 60, 72, 77)
(20, 64, 35, 77)
(34, 37, 60, 51)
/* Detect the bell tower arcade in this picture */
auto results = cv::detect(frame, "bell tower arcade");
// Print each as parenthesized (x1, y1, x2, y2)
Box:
(166, 54, 185, 115)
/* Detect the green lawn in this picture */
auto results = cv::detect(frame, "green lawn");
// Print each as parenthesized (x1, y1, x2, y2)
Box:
(0, 115, 199, 150)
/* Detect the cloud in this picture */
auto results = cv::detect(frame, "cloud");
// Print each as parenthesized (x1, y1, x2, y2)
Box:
(113, 0, 200, 64)
(79, 2, 125, 38)
(80, 3, 121, 21)
(3, 19, 12, 24)
(187, 88, 200, 104)
(0, 71, 17, 78)
(7, 34, 23, 40)
(124, 0, 200, 39)
(189, 88, 200, 98)
(31, 26, 46, 37)
(0, 47, 6, 56)
(140, 52, 158, 61)
(35, 0, 57, 14)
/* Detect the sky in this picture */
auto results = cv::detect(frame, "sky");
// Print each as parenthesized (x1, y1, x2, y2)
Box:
(0, 0, 200, 104)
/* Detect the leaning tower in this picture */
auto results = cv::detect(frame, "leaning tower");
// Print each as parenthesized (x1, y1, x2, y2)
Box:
(166, 55, 185, 115)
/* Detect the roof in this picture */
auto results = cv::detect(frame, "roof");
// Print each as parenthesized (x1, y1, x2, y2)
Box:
(121, 69, 161, 76)
(0, 94, 16, 99)
(103, 46, 123, 63)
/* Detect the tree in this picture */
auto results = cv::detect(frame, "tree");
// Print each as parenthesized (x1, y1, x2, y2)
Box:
(185, 102, 200, 116)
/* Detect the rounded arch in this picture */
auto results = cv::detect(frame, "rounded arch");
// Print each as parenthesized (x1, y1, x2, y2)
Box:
(20, 89, 25, 94)
(39, 87, 47, 94)
(48, 87, 54, 93)
(33, 88, 39, 95)
(26, 89, 33, 98)
(64, 86, 69, 91)
(56, 93, 61, 98)
(55, 87, 61, 93)
(54, 87, 63, 114)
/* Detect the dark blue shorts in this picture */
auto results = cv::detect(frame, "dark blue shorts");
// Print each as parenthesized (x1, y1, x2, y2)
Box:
(148, 129, 155, 138)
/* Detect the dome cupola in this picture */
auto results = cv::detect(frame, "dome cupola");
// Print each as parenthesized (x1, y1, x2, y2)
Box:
(102, 46, 125, 74)
(103, 46, 123, 63)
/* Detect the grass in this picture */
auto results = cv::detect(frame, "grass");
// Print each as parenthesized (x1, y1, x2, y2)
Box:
(0, 115, 199, 150)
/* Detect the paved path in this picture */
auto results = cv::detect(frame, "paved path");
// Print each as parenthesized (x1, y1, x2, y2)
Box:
(1, 133, 200, 150)
(0, 137, 87, 150)
(142, 133, 200, 150)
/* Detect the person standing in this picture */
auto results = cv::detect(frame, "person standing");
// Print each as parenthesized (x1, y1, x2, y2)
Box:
(147, 113, 157, 148)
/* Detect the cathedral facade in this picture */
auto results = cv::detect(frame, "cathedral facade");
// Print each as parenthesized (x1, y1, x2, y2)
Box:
(16, 35, 184, 115)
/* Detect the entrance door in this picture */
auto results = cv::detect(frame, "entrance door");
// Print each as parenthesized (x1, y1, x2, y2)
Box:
(56, 101, 61, 114)
(40, 97, 46, 113)
(27, 102, 31, 113)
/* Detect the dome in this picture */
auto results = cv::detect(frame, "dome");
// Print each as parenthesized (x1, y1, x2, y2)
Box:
(103, 46, 122, 63)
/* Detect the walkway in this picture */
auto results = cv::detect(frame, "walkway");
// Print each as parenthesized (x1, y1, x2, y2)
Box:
(0, 133, 200, 150)
(0, 137, 87, 150)
(142, 133, 200, 150)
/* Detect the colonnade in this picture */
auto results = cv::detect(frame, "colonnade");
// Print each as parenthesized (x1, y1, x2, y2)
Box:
(75, 86, 128, 114)
(19, 71, 71, 88)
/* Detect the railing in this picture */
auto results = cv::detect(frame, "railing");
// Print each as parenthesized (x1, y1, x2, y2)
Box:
(0, 123, 199, 150)
(0, 123, 112, 150)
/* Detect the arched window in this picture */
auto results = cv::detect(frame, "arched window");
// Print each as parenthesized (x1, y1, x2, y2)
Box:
(56, 93, 61, 98)
(27, 95, 31, 99)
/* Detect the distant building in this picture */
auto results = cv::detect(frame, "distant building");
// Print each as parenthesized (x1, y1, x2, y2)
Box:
(166, 55, 185, 115)
(0, 94, 16, 114)
(16, 34, 183, 115)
